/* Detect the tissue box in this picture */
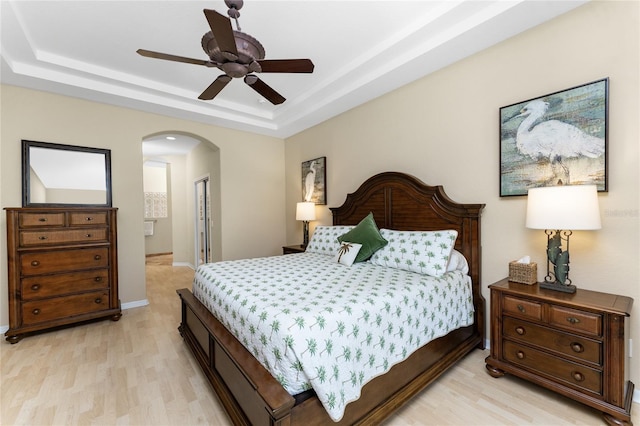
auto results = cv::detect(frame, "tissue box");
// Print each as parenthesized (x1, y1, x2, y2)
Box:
(509, 261, 537, 285)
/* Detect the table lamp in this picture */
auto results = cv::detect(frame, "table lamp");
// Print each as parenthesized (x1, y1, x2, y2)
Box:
(525, 185, 601, 293)
(296, 202, 316, 247)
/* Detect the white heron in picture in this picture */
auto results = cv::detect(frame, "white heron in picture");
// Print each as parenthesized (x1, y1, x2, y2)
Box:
(304, 160, 316, 202)
(507, 99, 604, 182)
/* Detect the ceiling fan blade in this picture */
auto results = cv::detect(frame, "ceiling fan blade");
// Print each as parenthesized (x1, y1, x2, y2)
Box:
(199, 75, 232, 100)
(244, 75, 285, 105)
(203, 9, 238, 61)
(256, 59, 314, 73)
(137, 49, 211, 66)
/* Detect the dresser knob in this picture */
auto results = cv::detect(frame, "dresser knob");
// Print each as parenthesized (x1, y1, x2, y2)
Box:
(572, 371, 584, 382)
(571, 342, 584, 353)
(94, 255, 102, 260)
(516, 350, 525, 360)
(85, 234, 93, 238)
(566, 317, 581, 324)
(517, 304, 525, 313)
(31, 260, 40, 267)
(515, 326, 525, 335)
(32, 308, 40, 315)
(38, 236, 48, 240)
(94, 276, 102, 282)
(95, 298, 102, 304)
(86, 217, 94, 221)
(38, 218, 47, 222)
(30, 284, 40, 291)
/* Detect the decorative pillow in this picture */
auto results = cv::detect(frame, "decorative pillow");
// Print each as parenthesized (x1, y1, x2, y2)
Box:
(333, 242, 362, 266)
(337, 212, 388, 263)
(446, 249, 469, 274)
(305, 225, 355, 256)
(370, 229, 458, 277)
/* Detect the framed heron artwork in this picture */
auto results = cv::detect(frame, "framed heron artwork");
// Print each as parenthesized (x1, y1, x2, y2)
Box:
(301, 156, 326, 205)
(499, 78, 608, 197)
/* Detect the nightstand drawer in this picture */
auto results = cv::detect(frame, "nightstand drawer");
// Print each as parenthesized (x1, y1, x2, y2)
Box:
(503, 317, 601, 365)
(503, 295, 542, 321)
(503, 340, 602, 395)
(549, 305, 602, 337)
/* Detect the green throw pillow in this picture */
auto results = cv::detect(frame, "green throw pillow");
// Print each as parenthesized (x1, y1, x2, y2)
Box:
(337, 212, 388, 263)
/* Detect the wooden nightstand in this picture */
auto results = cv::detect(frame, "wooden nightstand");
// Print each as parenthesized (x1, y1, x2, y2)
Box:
(485, 278, 634, 425)
(282, 245, 306, 255)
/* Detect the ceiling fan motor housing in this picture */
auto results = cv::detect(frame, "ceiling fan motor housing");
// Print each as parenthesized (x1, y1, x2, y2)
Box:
(201, 31, 265, 77)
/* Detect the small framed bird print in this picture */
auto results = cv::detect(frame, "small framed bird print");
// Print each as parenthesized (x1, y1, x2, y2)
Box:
(499, 78, 608, 197)
(301, 156, 326, 205)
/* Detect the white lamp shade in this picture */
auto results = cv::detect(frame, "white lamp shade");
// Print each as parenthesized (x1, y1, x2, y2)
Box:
(526, 185, 601, 230)
(296, 202, 316, 221)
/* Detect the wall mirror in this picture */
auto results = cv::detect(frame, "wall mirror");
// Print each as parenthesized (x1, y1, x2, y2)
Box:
(22, 140, 112, 207)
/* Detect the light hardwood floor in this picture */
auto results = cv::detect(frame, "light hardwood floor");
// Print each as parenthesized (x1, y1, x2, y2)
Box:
(2, 255, 637, 425)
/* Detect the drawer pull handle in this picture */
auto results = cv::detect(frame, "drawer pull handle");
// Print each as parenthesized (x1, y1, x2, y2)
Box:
(38, 236, 48, 240)
(86, 234, 93, 238)
(572, 371, 584, 382)
(38, 218, 47, 222)
(517, 304, 525, 313)
(567, 317, 581, 324)
(86, 217, 94, 221)
(94, 276, 103, 282)
(32, 308, 40, 315)
(95, 298, 102, 304)
(515, 326, 525, 335)
(94, 255, 102, 261)
(31, 284, 40, 291)
(571, 342, 584, 353)
(516, 350, 525, 360)
(31, 260, 40, 267)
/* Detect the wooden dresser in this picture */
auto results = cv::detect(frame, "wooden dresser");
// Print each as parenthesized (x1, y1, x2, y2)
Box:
(4, 207, 121, 343)
(485, 278, 634, 426)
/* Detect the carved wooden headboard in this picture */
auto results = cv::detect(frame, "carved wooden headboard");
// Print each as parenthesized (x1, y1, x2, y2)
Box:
(330, 172, 485, 339)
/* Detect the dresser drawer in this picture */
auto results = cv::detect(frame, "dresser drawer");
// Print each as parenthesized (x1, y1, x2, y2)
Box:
(19, 212, 65, 228)
(20, 228, 108, 246)
(503, 316, 601, 365)
(21, 269, 109, 299)
(503, 340, 602, 395)
(503, 295, 542, 321)
(69, 212, 108, 226)
(20, 248, 109, 276)
(21, 291, 110, 325)
(549, 305, 602, 337)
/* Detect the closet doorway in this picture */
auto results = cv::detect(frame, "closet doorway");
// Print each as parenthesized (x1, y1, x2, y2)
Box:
(195, 176, 212, 265)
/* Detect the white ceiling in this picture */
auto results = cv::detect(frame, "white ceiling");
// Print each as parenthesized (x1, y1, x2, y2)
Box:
(1, 0, 587, 141)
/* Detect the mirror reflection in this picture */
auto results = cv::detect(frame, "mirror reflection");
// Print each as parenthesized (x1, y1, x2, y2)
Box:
(22, 140, 112, 207)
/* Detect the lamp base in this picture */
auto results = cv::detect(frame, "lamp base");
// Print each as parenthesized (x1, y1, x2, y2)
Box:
(539, 281, 576, 294)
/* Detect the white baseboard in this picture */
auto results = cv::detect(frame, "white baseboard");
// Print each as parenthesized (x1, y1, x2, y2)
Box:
(121, 299, 149, 310)
(173, 261, 195, 269)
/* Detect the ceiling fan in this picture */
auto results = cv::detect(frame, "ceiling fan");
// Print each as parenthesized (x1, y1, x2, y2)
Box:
(137, 0, 314, 105)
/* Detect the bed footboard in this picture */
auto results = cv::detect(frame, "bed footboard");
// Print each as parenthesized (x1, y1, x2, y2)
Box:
(177, 288, 295, 426)
(178, 287, 481, 426)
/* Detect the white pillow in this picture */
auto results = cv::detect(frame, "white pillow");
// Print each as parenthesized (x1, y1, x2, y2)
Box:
(333, 242, 362, 266)
(446, 249, 469, 274)
(369, 229, 458, 277)
(305, 225, 355, 256)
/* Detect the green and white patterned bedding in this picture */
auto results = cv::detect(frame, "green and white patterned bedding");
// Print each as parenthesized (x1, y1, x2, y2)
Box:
(192, 252, 474, 422)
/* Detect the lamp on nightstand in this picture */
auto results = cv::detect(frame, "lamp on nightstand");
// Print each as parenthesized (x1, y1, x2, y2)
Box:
(526, 185, 601, 293)
(296, 202, 316, 247)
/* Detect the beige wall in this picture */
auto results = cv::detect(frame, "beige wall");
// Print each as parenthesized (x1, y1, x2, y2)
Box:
(0, 86, 286, 321)
(285, 1, 640, 390)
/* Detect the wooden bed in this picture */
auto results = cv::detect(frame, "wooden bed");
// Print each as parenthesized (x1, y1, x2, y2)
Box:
(177, 171, 485, 425)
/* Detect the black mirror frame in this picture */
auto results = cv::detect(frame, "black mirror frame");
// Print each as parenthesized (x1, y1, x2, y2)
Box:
(22, 140, 113, 207)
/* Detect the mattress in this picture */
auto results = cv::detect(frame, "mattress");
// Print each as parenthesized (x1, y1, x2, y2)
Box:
(193, 252, 474, 421)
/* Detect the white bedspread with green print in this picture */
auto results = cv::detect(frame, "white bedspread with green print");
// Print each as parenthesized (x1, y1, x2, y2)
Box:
(192, 252, 474, 422)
